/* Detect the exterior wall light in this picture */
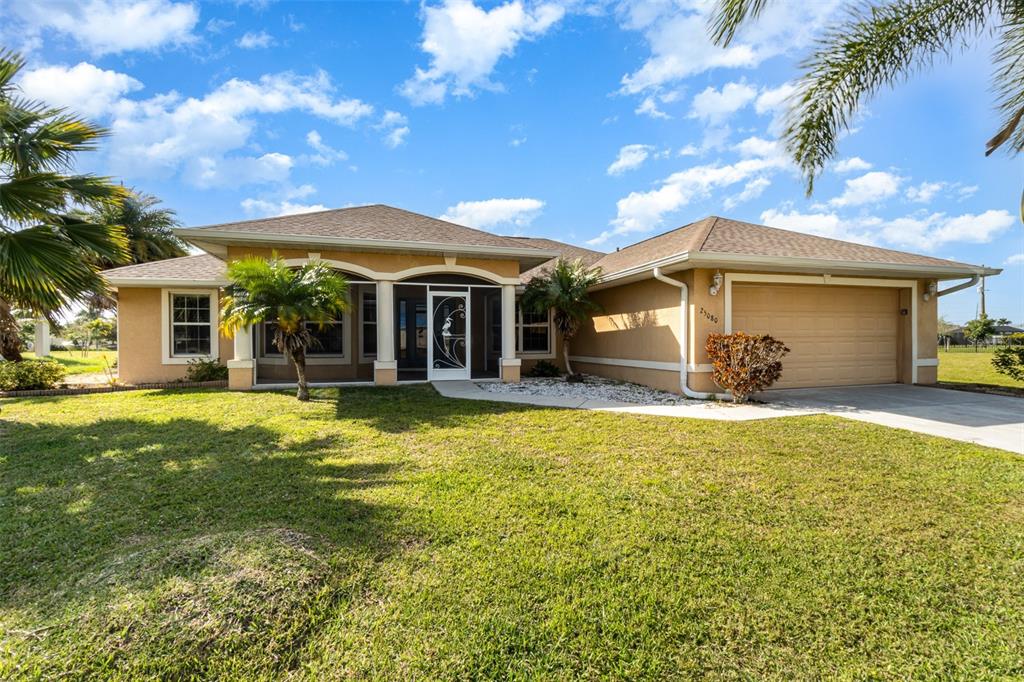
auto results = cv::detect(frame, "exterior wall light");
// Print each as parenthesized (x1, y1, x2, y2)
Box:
(709, 270, 723, 296)
(922, 281, 938, 301)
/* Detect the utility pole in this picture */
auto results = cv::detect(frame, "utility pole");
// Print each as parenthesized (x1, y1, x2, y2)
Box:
(977, 273, 987, 318)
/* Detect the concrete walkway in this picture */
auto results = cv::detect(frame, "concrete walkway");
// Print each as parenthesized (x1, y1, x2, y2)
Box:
(432, 381, 1024, 454)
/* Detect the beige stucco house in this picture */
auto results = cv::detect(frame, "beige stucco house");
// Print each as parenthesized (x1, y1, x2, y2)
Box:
(103, 205, 999, 395)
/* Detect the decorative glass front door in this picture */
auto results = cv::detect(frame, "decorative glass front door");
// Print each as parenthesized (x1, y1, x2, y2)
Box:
(427, 291, 470, 380)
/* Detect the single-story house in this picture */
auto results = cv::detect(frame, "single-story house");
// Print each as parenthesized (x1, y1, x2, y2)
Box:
(102, 204, 1000, 395)
(942, 324, 1023, 346)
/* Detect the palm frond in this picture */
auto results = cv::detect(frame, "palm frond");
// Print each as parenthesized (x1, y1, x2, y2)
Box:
(783, 0, 995, 193)
(708, 0, 773, 46)
(989, 10, 1024, 155)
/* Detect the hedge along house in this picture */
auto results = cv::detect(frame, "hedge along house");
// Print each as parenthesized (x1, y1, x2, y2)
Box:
(103, 205, 998, 394)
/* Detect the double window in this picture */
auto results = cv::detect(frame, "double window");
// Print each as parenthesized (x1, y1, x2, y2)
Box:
(170, 293, 213, 356)
(361, 291, 377, 359)
(516, 302, 552, 355)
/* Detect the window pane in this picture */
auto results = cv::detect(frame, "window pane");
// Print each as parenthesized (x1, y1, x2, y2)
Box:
(307, 321, 344, 355)
(172, 324, 211, 355)
(521, 326, 549, 353)
(264, 322, 280, 355)
(362, 294, 377, 323)
(521, 308, 547, 326)
(363, 325, 377, 355)
(172, 294, 210, 323)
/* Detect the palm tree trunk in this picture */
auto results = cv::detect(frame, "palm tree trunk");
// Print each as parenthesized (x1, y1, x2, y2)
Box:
(0, 298, 24, 362)
(286, 348, 310, 401)
(562, 335, 574, 377)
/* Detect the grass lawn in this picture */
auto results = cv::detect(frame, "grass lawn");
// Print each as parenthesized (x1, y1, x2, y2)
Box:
(2, 386, 1022, 679)
(23, 349, 117, 377)
(938, 348, 1024, 391)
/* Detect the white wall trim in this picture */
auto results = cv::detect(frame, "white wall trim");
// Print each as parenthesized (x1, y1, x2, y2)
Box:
(723, 273, 919, 384)
(280, 257, 379, 281)
(278, 256, 521, 286)
(161, 288, 220, 365)
(569, 356, 680, 372)
(915, 358, 939, 367)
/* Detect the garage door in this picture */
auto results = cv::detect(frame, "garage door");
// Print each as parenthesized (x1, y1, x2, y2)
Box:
(731, 284, 899, 388)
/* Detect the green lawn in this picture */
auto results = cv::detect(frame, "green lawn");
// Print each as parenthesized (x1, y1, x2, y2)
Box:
(2, 387, 1022, 679)
(938, 348, 1024, 391)
(23, 349, 117, 377)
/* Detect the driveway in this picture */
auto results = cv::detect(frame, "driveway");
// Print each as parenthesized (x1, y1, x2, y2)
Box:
(762, 384, 1024, 454)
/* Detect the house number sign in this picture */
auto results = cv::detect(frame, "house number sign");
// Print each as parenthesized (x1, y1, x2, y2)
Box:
(699, 307, 719, 324)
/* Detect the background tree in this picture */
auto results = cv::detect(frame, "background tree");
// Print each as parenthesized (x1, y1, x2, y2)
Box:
(220, 254, 349, 401)
(521, 258, 602, 379)
(964, 315, 997, 350)
(709, 0, 1024, 214)
(86, 190, 187, 266)
(0, 49, 128, 361)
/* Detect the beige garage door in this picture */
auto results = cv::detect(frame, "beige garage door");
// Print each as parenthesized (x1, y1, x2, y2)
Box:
(731, 283, 899, 388)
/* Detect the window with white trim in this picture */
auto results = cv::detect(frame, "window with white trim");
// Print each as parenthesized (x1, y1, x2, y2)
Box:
(516, 302, 551, 354)
(170, 293, 213, 356)
(361, 290, 377, 359)
(262, 319, 345, 356)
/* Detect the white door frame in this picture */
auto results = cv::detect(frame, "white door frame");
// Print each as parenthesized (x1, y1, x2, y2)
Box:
(427, 290, 471, 380)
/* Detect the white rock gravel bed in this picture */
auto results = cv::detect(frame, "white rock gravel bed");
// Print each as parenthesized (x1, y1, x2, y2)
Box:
(477, 375, 690, 405)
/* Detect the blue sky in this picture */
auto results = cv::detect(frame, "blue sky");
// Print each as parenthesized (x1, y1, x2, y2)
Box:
(3, 0, 1021, 324)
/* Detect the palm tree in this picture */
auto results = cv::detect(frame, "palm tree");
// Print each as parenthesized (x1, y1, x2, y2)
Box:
(521, 258, 602, 378)
(709, 0, 1024, 213)
(220, 254, 350, 401)
(0, 49, 128, 361)
(89, 190, 187, 265)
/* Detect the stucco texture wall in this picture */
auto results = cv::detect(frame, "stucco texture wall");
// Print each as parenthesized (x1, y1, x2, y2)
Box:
(117, 287, 232, 384)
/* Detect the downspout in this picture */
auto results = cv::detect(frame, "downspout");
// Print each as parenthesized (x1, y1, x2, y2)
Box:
(934, 275, 979, 299)
(652, 267, 731, 401)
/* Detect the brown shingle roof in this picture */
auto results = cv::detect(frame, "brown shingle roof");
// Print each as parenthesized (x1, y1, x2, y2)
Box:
(593, 216, 981, 277)
(507, 236, 605, 282)
(104, 254, 226, 283)
(182, 204, 543, 251)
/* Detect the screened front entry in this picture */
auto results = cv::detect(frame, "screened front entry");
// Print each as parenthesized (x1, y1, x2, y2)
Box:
(428, 291, 470, 380)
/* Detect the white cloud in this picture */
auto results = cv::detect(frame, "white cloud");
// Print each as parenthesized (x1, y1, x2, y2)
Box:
(759, 206, 1015, 252)
(833, 157, 872, 173)
(754, 82, 796, 115)
(375, 110, 410, 148)
(904, 180, 945, 203)
(440, 197, 544, 229)
(678, 144, 699, 156)
(401, 0, 564, 105)
(8, 0, 199, 56)
(635, 95, 670, 119)
(189, 152, 293, 188)
(618, 2, 840, 95)
(881, 210, 1015, 250)
(1005, 253, 1024, 266)
(237, 30, 275, 49)
(607, 144, 655, 176)
(18, 62, 142, 118)
(107, 70, 373, 187)
(732, 136, 779, 159)
(828, 171, 902, 207)
(724, 177, 771, 209)
(241, 198, 329, 217)
(206, 18, 234, 33)
(689, 82, 757, 124)
(594, 154, 790, 244)
(305, 130, 348, 166)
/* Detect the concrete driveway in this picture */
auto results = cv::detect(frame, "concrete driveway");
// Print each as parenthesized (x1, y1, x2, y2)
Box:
(762, 384, 1024, 454)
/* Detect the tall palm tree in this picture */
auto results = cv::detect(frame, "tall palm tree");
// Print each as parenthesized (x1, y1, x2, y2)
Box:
(89, 190, 187, 265)
(521, 258, 602, 378)
(0, 49, 128, 361)
(220, 254, 350, 401)
(709, 0, 1024, 212)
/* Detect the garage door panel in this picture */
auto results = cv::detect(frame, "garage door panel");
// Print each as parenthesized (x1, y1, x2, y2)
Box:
(732, 283, 899, 388)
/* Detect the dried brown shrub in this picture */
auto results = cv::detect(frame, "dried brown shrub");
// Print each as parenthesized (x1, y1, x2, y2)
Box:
(705, 332, 790, 402)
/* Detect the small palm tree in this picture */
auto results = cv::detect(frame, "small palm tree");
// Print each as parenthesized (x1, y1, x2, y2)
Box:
(521, 258, 602, 378)
(0, 49, 129, 361)
(220, 254, 350, 401)
(709, 0, 1024, 211)
(89, 190, 187, 265)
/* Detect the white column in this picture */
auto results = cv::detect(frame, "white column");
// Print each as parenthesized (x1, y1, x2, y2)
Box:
(232, 324, 253, 362)
(374, 280, 397, 384)
(33, 318, 50, 357)
(227, 324, 254, 389)
(500, 284, 521, 382)
(376, 281, 395, 363)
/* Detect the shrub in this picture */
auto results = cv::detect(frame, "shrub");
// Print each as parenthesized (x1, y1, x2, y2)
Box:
(705, 332, 790, 402)
(0, 359, 67, 391)
(992, 346, 1024, 382)
(185, 359, 228, 382)
(526, 360, 561, 377)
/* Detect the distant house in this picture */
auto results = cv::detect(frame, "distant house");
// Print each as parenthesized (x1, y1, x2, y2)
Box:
(943, 324, 1024, 346)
